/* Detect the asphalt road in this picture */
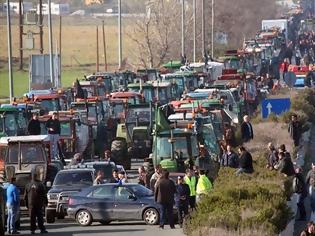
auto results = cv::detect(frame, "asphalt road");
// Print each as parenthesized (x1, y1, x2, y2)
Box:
(14, 159, 185, 236)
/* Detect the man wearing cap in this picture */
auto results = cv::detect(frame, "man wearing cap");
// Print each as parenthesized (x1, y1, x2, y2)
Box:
(184, 169, 197, 210)
(176, 176, 190, 227)
(45, 112, 61, 159)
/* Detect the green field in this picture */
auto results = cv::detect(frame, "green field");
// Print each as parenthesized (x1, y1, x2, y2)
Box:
(0, 16, 139, 98)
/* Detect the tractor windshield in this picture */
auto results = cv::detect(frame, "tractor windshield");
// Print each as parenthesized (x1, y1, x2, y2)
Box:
(157, 135, 198, 159)
(0, 116, 3, 133)
(41, 99, 59, 113)
(4, 113, 17, 136)
(6, 143, 45, 164)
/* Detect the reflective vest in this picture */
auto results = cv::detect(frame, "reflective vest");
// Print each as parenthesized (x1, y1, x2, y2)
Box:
(196, 175, 212, 195)
(184, 175, 196, 196)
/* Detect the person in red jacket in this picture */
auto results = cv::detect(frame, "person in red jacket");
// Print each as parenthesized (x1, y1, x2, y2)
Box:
(280, 58, 289, 81)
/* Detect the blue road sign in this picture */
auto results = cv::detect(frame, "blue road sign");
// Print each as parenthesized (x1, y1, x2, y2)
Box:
(261, 98, 291, 119)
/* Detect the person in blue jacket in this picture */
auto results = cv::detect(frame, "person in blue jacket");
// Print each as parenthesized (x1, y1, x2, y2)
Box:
(6, 177, 20, 235)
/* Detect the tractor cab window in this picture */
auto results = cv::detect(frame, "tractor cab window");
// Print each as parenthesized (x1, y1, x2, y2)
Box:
(60, 122, 71, 136)
(21, 144, 45, 163)
(7, 144, 18, 163)
(0, 116, 3, 133)
(4, 113, 17, 136)
(17, 112, 27, 129)
(41, 99, 59, 113)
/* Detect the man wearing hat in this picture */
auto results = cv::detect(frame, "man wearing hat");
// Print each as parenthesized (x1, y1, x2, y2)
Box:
(176, 176, 190, 227)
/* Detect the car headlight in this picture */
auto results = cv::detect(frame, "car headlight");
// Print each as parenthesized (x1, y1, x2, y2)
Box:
(47, 193, 58, 201)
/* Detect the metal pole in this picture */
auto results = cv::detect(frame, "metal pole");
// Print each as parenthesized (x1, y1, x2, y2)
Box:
(193, 0, 196, 62)
(211, 0, 214, 58)
(59, 15, 62, 85)
(118, 0, 122, 69)
(19, 0, 23, 70)
(6, 0, 14, 101)
(102, 20, 107, 71)
(181, 0, 185, 58)
(201, 0, 205, 56)
(48, 0, 54, 86)
(96, 26, 99, 72)
(39, 0, 43, 54)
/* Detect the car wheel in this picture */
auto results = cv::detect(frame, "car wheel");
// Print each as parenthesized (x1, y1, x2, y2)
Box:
(143, 208, 159, 225)
(46, 212, 55, 224)
(99, 220, 111, 225)
(76, 210, 92, 226)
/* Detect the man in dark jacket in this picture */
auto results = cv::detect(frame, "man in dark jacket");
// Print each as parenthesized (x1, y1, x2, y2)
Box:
(24, 172, 48, 234)
(288, 114, 302, 147)
(221, 145, 239, 168)
(236, 146, 254, 175)
(27, 113, 41, 135)
(266, 142, 279, 169)
(241, 115, 254, 142)
(46, 112, 61, 159)
(275, 152, 295, 177)
(306, 163, 315, 212)
(155, 169, 176, 229)
(175, 176, 190, 227)
(294, 167, 307, 221)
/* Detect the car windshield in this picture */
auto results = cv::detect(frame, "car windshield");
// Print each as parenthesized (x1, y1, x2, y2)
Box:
(41, 99, 59, 112)
(60, 122, 71, 136)
(133, 130, 148, 140)
(128, 184, 153, 197)
(54, 171, 93, 186)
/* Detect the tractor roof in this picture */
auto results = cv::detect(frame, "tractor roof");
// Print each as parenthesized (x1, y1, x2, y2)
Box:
(0, 135, 50, 144)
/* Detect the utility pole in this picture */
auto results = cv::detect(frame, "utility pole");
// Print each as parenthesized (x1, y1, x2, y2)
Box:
(181, 0, 185, 58)
(211, 0, 214, 58)
(201, 0, 205, 56)
(6, 0, 14, 101)
(193, 0, 196, 62)
(48, 0, 54, 86)
(59, 15, 62, 84)
(118, 0, 122, 69)
(39, 0, 43, 54)
(96, 26, 99, 72)
(102, 20, 107, 71)
(18, 0, 23, 70)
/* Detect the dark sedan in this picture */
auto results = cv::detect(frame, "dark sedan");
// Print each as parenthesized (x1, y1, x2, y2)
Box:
(67, 183, 161, 226)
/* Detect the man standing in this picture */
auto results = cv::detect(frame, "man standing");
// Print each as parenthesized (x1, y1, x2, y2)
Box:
(6, 177, 20, 235)
(293, 167, 307, 221)
(150, 164, 162, 192)
(184, 169, 197, 210)
(27, 113, 41, 135)
(175, 176, 190, 228)
(45, 112, 61, 159)
(306, 163, 315, 213)
(24, 172, 48, 234)
(288, 114, 302, 147)
(221, 145, 239, 168)
(236, 146, 254, 175)
(196, 169, 212, 203)
(241, 115, 254, 142)
(266, 142, 279, 170)
(155, 170, 176, 229)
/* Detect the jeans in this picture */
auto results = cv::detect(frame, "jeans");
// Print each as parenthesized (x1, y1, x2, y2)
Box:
(49, 134, 59, 159)
(297, 193, 306, 219)
(309, 186, 315, 212)
(29, 207, 46, 232)
(6, 204, 18, 233)
(159, 203, 174, 227)
(177, 204, 188, 226)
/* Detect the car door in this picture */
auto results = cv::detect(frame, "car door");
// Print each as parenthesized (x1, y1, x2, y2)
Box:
(88, 186, 115, 221)
(113, 186, 143, 220)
